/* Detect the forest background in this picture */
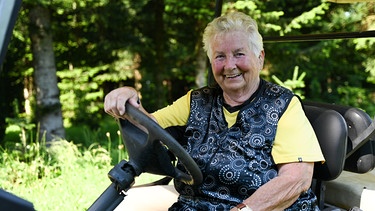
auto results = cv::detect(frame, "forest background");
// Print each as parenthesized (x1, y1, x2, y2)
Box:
(0, 0, 374, 210)
(1, 0, 375, 143)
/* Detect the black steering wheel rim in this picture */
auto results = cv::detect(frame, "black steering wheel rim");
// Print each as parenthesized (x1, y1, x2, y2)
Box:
(123, 103, 203, 185)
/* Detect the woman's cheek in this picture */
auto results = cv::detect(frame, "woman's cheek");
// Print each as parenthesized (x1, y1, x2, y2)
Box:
(211, 61, 223, 73)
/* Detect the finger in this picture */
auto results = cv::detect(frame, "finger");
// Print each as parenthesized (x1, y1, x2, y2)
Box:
(104, 87, 138, 118)
(116, 95, 127, 116)
(104, 94, 114, 114)
(104, 93, 123, 117)
(127, 96, 141, 108)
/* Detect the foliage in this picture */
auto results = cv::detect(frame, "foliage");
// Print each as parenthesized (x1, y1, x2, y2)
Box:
(0, 138, 112, 210)
(1, 0, 375, 139)
(272, 66, 306, 99)
(4, 117, 35, 149)
(51, 1, 142, 127)
(0, 122, 165, 211)
(136, 0, 215, 110)
(260, 2, 375, 116)
(1, 119, 123, 210)
(1, 2, 375, 208)
(283, 3, 329, 34)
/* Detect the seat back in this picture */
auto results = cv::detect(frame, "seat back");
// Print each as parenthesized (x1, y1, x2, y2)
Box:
(304, 105, 348, 181)
(305, 101, 375, 173)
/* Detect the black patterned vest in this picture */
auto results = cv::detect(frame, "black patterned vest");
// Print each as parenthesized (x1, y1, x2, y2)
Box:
(169, 80, 319, 211)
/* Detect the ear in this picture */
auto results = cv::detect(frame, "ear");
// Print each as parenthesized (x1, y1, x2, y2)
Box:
(258, 50, 265, 70)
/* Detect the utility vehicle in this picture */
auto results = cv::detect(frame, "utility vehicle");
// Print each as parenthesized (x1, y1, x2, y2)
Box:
(1, 0, 374, 210)
(90, 1, 375, 210)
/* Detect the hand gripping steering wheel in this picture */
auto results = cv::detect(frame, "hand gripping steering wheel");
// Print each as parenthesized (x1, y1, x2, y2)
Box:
(119, 103, 203, 186)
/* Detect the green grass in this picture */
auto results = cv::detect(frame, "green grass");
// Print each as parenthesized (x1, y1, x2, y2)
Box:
(0, 122, 164, 211)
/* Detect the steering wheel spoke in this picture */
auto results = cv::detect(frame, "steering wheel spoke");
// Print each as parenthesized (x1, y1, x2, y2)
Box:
(118, 103, 203, 185)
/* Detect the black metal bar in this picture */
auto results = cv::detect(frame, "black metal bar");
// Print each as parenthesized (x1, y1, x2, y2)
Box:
(88, 160, 136, 211)
(214, 0, 223, 18)
(264, 30, 375, 43)
(87, 183, 125, 211)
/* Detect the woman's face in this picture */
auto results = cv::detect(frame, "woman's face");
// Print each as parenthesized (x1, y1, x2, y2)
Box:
(210, 30, 264, 97)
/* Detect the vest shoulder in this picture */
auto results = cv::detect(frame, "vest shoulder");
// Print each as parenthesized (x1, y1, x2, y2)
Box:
(191, 86, 221, 98)
(263, 81, 294, 96)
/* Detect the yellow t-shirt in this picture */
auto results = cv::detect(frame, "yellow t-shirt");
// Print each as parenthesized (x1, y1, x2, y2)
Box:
(152, 90, 324, 164)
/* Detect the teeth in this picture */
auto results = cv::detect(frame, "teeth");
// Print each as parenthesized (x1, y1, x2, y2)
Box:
(226, 73, 241, 78)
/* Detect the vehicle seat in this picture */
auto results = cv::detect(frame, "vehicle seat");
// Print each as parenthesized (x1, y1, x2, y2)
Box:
(304, 101, 375, 173)
(305, 102, 375, 209)
(303, 104, 348, 209)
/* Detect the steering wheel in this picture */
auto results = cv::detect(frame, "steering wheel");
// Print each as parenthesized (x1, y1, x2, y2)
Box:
(120, 103, 203, 186)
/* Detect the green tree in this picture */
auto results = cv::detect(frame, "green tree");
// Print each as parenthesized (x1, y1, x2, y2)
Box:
(135, 0, 215, 111)
(2, 0, 375, 145)
(52, 0, 144, 127)
(238, 1, 375, 115)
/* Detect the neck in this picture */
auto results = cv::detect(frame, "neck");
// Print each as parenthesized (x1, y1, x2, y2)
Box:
(223, 78, 260, 107)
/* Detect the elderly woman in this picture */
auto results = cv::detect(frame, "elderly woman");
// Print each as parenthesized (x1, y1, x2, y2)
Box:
(104, 11, 324, 211)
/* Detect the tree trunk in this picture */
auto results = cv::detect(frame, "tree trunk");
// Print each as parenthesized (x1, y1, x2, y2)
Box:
(28, 5, 65, 142)
(195, 47, 207, 88)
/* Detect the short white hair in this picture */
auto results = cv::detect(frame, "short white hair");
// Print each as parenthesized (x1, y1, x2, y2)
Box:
(202, 11, 263, 61)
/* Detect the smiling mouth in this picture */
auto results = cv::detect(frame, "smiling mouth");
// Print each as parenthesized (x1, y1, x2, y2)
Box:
(225, 73, 242, 79)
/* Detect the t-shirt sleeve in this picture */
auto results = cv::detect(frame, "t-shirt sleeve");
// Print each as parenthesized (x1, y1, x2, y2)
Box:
(271, 96, 325, 164)
(151, 90, 192, 129)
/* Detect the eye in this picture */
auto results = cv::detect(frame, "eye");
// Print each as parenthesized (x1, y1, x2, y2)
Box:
(235, 52, 245, 57)
(215, 54, 225, 60)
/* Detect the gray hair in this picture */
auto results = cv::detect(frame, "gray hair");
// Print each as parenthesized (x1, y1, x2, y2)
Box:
(202, 12, 263, 61)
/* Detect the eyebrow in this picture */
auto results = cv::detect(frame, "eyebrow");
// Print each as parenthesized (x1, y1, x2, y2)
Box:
(233, 48, 245, 53)
(214, 48, 245, 55)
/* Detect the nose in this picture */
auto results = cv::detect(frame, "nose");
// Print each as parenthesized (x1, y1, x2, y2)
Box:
(224, 56, 236, 70)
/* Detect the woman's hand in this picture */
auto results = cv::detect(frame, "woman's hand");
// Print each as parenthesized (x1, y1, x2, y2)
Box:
(104, 86, 140, 119)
